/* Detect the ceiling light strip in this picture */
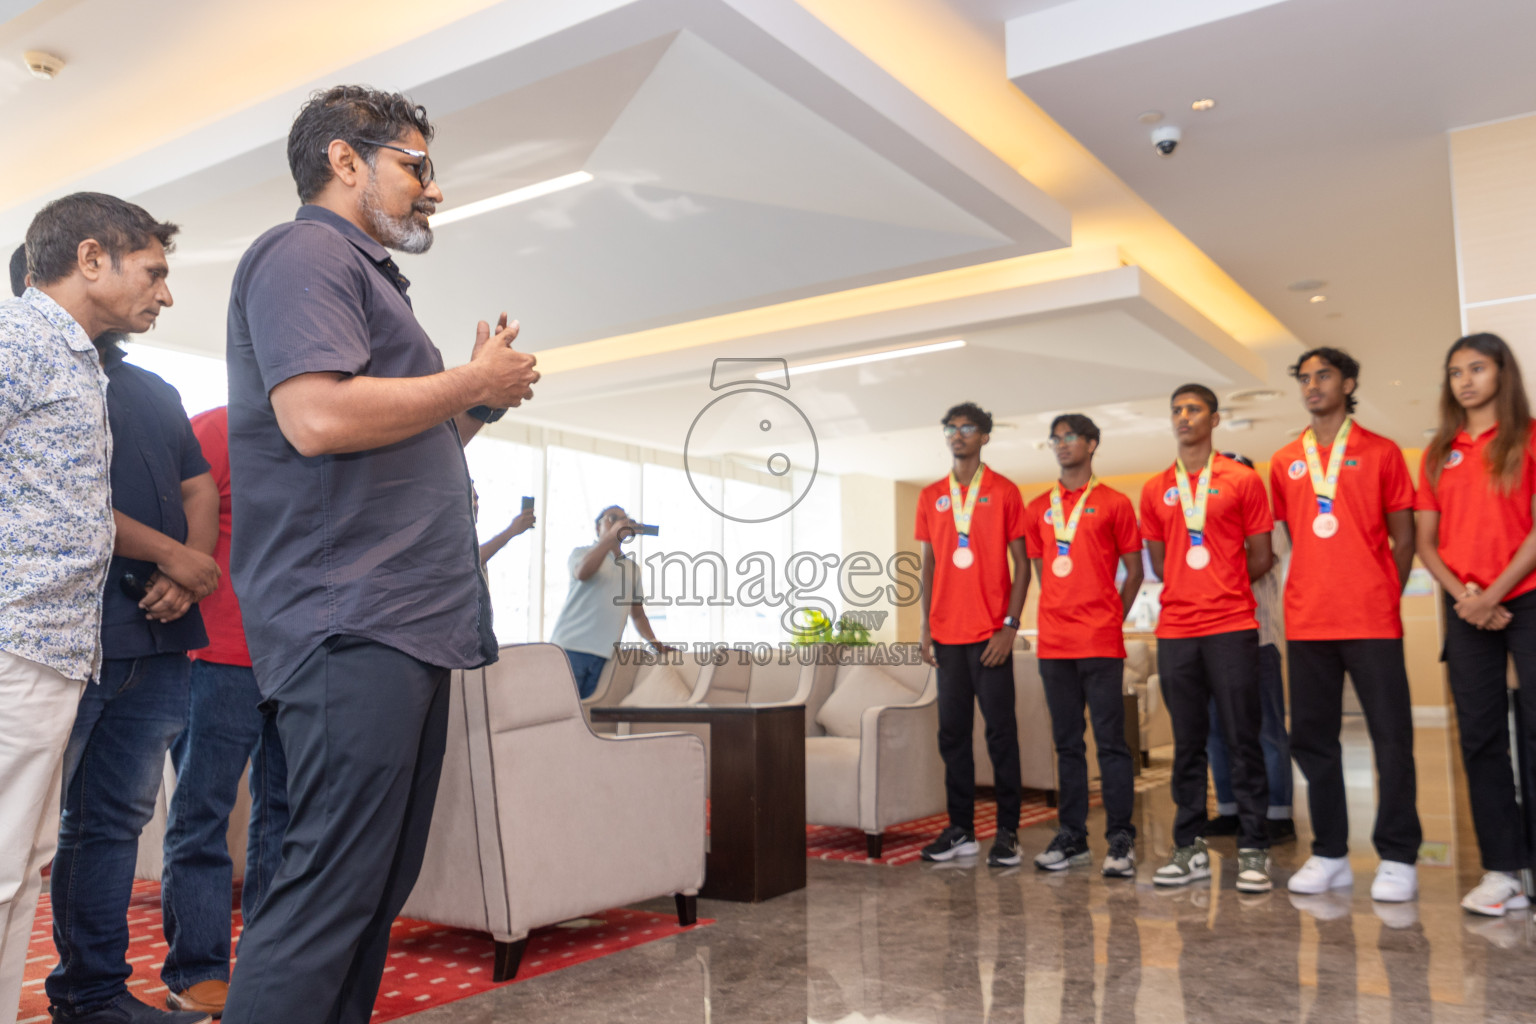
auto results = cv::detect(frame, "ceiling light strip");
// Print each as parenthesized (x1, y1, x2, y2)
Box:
(763, 339, 966, 379)
(430, 171, 594, 227)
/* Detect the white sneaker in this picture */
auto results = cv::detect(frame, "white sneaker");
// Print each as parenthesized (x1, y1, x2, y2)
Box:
(1287, 855, 1352, 895)
(1370, 861, 1418, 903)
(1461, 871, 1530, 917)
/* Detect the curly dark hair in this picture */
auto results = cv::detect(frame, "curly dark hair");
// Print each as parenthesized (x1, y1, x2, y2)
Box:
(942, 401, 993, 434)
(1049, 413, 1100, 445)
(25, 194, 178, 287)
(1290, 346, 1360, 414)
(288, 85, 435, 202)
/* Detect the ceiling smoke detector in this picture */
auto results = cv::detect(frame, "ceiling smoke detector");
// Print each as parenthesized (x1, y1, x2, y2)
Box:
(23, 50, 64, 79)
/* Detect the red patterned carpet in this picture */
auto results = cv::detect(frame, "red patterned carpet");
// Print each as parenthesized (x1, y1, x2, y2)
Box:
(807, 766, 1173, 866)
(17, 881, 708, 1024)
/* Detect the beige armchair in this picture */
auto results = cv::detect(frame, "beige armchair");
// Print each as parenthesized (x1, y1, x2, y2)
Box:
(802, 650, 944, 859)
(973, 648, 1059, 794)
(1126, 640, 1171, 763)
(400, 643, 706, 980)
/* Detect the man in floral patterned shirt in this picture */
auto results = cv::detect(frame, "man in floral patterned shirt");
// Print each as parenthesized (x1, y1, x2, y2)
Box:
(0, 193, 180, 1024)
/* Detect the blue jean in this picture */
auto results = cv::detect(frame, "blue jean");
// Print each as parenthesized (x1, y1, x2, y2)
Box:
(160, 660, 288, 992)
(1207, 643, 1292, 816)
(47, 654, 191, 1015)
(566, 650, 608, 699)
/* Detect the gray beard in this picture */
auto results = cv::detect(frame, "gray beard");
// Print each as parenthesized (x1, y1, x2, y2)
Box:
(360, 180, 434, 254)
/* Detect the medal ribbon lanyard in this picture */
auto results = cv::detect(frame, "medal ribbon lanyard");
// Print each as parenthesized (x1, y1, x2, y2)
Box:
(948, 464, 985, 549)
(1174, 454, 1214, 549)
(1302, 417, 1353, 518)
(1049, 478, 1097, 558)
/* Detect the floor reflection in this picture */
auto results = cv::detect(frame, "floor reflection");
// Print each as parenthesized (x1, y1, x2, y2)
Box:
(408, 724, 1536, 1024)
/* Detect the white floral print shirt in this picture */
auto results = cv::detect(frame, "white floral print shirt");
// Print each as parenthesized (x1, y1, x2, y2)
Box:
(0, 289, 114, 681)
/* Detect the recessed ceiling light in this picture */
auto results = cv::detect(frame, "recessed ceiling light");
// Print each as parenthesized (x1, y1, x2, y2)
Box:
(1391, 380, 1403, 386)
(1309, 294, 1327, 303)
(763, 339, 966, 379)
(1137, 110, 1164, 124)
(429, 171, 593, 227)
(1227, 388, 1283, 403)
(1287, 279, 1327, 292)
(1191, 98, 1216, 111)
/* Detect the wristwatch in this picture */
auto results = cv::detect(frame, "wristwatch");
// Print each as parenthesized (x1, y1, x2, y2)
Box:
(467, 405, 506, 423)
(1003, 615, 1020, 630)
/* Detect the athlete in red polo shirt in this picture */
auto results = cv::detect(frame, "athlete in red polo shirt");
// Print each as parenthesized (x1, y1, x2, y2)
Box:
(1023, 414, 1143, 877)
(916, 402, 1028, 867)
(1416, 333, 1536, 917)
(1270, 348, 1421, 903)
(1140, 384, 1275, 893)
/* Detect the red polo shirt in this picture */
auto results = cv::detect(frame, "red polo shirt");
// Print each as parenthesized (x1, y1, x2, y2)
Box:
(1270, 424, 1414, 640)
(1139, 454, 1272, 639)
(188, 407, 252, 667)
(915, 466, 1027, 645)
(1023, 482, 1141, 659)
(1415, 420, 1536, 601)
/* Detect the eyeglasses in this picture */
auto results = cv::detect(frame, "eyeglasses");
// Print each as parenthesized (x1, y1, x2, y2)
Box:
(355, 139, 435, 187)
(943, 424, 981, 438)
(1046, 432, 1081, 448)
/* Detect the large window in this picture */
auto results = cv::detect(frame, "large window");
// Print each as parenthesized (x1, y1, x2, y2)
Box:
(464, 438, 544, 644)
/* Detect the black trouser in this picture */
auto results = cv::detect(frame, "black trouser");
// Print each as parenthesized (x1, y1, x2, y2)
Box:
(1442, 589, 1536, 873)
(1039, 657, 1136, 841)
(223, 636, 451, 1024)
(934, 640, 1022, 832)
(1158, 629, 1269, 848)
(1288, 638, 1421, 863)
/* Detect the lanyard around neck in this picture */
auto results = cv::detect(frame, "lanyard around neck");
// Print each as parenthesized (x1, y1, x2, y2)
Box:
(1049, 478, 1096, 556)
(1174, 453, 1214, 543)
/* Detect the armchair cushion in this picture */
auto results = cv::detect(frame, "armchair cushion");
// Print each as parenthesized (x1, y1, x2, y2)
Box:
(815, 664, 912, 737)
(621, 662, 694, 706)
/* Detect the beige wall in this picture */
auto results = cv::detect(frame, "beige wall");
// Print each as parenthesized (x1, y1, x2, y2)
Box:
(1450, 114, 1536, 352)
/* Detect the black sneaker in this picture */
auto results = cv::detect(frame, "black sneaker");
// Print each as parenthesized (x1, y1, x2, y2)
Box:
(921, 826, 980, 862)
(1205, 814, 1240, 837)
(1267, 817, 1297, 843)
(988, 827, 1021, 867)
(1033, 830, 1091, 871)
(1102, 831, 1137, 878)
(51, 993, 212, 1024)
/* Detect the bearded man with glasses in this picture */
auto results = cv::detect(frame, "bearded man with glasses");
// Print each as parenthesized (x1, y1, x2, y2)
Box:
(220, 86, 539, 1024)
(915, 402, 1028, 866)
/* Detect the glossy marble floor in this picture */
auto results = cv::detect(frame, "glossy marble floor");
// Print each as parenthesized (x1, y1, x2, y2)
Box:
(410, 723, 1536, 1023)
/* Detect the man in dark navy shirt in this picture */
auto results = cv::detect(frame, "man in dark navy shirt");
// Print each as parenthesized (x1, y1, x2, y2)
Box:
(221, 87, 538, 1024)
(10, 255, 224, 1024)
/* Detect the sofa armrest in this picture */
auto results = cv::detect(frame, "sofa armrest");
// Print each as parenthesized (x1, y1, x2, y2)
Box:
(856, 693, 944, 834)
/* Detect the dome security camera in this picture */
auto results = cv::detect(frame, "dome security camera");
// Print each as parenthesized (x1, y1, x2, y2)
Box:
(1151, 124, 1181, 157)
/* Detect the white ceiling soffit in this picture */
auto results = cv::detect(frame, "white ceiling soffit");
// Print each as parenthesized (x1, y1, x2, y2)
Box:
(1004, 0, 1536, 457)
(15, 0, 1079, 356)
(1005, 0, 1293, 76)
(510, 258, 1263, 461)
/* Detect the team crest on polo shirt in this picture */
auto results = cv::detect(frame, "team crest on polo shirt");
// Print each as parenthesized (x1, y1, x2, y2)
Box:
(1163, 487, 1179, 506)
(1446, 450, 1464, 469)
(1288, 459, 1306, 480)
(1044, 508, 1054, 523)
(936, 495, 951, 511)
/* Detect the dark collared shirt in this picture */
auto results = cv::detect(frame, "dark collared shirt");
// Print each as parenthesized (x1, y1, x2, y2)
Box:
(99, 340, 210, 659)
(225, 205, 495, 693)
